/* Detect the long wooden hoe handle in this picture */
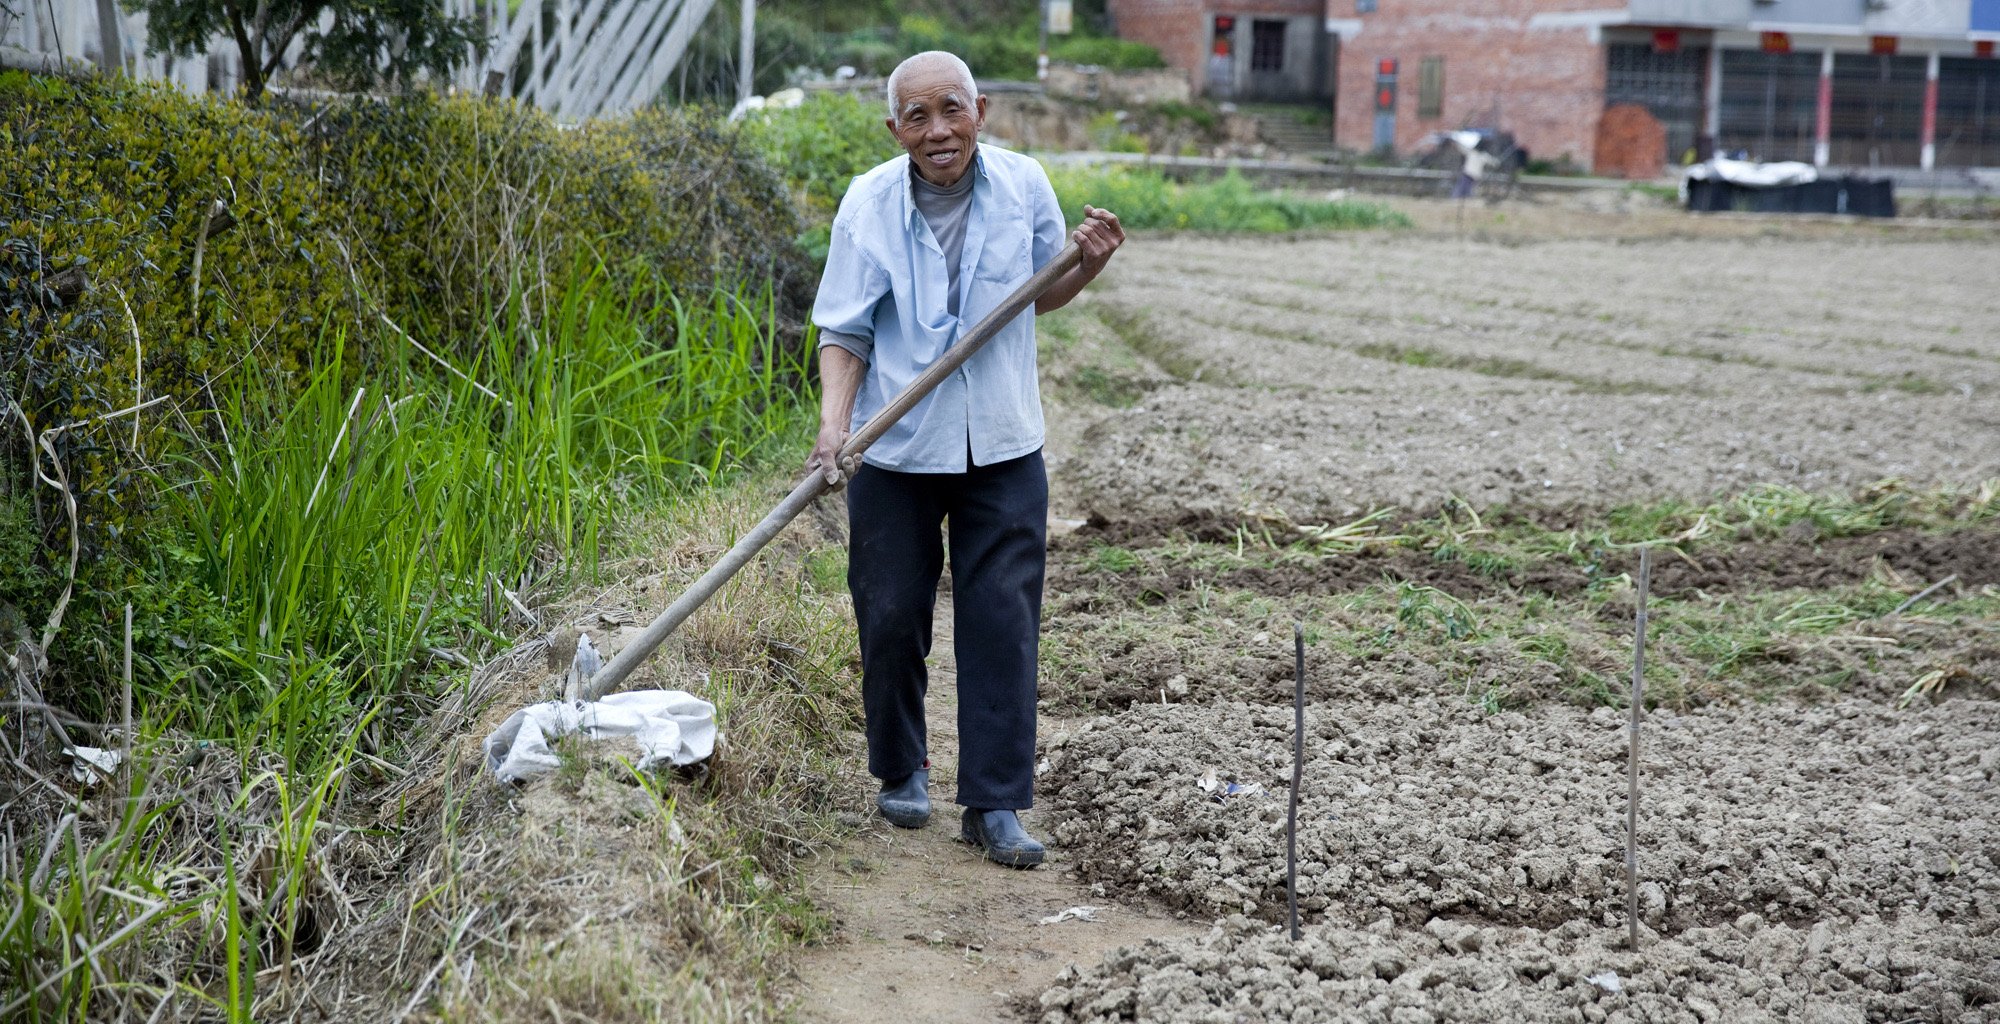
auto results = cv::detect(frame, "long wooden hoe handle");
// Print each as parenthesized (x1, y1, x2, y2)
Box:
(583, 242, 1085, 699)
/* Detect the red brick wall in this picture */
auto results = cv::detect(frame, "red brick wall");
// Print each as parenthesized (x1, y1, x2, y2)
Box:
(1331, 0, 1609, 170)
(1109, 0, 1208, 77)
(1110, 0, 1327, 84)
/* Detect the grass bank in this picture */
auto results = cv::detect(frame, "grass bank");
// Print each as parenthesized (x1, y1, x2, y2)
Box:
(1, 258, 845, 1019)
(3, 74, 853, 1022)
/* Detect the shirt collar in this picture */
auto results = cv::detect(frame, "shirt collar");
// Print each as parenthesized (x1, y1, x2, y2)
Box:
(902, 146, 988, 230)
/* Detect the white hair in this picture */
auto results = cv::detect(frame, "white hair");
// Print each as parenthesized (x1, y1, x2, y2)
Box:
(886, 51, 979, 125)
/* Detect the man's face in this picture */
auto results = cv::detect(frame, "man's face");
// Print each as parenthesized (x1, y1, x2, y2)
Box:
(886, 66, 986, 187)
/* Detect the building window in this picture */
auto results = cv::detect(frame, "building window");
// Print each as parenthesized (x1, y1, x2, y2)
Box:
(1606, 42, 1706, 163)
(1418, 56, 1444, 119)
(1356, 0, 1377, 12)
(1251, 20, 1286, 72)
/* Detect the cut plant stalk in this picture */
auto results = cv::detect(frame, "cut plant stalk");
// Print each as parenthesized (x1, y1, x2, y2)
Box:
(586, 242, 1084, 699)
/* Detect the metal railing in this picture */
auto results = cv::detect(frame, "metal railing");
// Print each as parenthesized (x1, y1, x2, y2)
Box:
(0, 0, 715, 120)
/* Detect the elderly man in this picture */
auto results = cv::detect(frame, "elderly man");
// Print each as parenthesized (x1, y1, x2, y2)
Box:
(806, 51, 1124, 867)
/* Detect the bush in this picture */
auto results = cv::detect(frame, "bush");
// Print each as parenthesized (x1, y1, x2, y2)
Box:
(1046, 164, 1411, 232)
(741, 92, 900, 215)
(1149, 99, 1220, 133)
(0, 72, 815, 716)
(309, 92, 814, 348)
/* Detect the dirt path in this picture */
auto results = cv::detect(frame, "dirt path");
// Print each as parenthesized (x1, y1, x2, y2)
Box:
(790, 600, 1201, 1023)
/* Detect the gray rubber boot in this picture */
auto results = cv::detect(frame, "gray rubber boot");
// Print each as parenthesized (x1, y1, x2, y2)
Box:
(961, 808, 1045, 868)
(876, 769, 931, 828)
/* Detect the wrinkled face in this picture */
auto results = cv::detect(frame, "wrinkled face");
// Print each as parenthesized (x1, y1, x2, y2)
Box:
(887, 65, 986, 187)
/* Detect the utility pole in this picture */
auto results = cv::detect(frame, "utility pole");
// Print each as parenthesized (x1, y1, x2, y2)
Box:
(94, 0, 123, 73)
(1037, 0, 1049, 82)
(738, 0, 756, 105)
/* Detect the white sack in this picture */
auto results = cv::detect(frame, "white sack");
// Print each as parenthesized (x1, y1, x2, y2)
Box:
(483, 690, 717, 783)
(1683, 157, 1819, 187)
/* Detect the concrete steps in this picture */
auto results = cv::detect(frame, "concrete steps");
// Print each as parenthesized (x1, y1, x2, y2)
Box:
(1251, 109, 1336, 157)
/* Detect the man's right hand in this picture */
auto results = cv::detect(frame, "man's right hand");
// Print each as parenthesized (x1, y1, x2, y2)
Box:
(812, 343, 866, 490)
(807, 424, 857, 489)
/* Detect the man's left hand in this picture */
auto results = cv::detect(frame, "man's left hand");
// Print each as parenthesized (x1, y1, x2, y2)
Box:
(1072, 205, 1124, 273)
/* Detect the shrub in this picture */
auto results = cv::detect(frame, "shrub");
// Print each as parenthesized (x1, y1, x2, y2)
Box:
(0, 72, 815, 713)
(741, 92, 900, 215)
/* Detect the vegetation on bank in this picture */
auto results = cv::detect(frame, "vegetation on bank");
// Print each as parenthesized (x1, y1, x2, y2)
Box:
(1044, 165, 1411, 232)
(2, 72, 853, 1020)
(3, 71, 814, 714)
(668, 0, 1163, 103)
(743, 92, 1409, 242)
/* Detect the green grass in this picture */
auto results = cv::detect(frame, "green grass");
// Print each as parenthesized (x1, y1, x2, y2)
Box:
(1086, 544, 1143, 574)
(1041, 481, 2000, 712)
(1593, 479, 1997, 547)
(1348, 340, 1670, 394)
(161, 266, 810, 769)
(1072, 365, 1148, 406)
(1046, 165, 1410, 233)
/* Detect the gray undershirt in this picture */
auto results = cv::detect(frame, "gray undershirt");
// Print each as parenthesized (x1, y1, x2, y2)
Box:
(910, 163, 976, 317)
(818, 159, 978, 361)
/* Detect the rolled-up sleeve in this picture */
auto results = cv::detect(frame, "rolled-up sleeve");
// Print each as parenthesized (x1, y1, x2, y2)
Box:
(1029, 169, 1066, 270)
(812, 213, 890, 363)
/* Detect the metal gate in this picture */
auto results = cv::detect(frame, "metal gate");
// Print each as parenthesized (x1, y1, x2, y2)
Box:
(1605, 42, 1706, 164)
(1717, 49, 1820, 162)
(1829, 53, 1926, 168)
(1935, 56, 2000, 168)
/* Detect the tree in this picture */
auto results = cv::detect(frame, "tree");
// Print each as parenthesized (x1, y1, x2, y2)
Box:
(133, 0, 482, 101)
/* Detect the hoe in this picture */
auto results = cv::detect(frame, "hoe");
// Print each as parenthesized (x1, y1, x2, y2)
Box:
(579, 241, 1084, 700)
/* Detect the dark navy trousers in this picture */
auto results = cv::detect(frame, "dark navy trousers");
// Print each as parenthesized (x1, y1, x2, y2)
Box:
(845, 449, 1046, 811)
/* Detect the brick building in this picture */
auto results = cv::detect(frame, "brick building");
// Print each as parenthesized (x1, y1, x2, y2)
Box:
(1107, 0, 1337, 102)
(1110, 1, 2000, 172)
(1326, 0, 1612, 166)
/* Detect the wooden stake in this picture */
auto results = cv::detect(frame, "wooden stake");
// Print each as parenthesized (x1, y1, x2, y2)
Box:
(1625, 546, 1651, 951)
(1891, 573, 1958, 617)
(122, 603, 133, 766)
(1288, 622, 1305, 942)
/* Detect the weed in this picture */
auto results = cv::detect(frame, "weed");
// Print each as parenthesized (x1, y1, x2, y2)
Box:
(1432, 542, 1518, 578)
(1073, 364, 1149, 407)
(1096, 305, 1212, 384)
(1087, 546, 1143, 574)
(804, 547, 849, 595)
(1394, 582, 1477, 641)
(1516, 630, 1571, 666)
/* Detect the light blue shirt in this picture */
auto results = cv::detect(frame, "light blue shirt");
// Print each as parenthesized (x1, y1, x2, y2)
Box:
(813, 145, 1066, 474)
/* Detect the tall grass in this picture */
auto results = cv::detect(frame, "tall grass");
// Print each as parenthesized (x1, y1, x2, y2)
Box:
(4, 267, 815, 1019)
(166, 267, 810, 763)
(1045, 165, 1410, 232)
